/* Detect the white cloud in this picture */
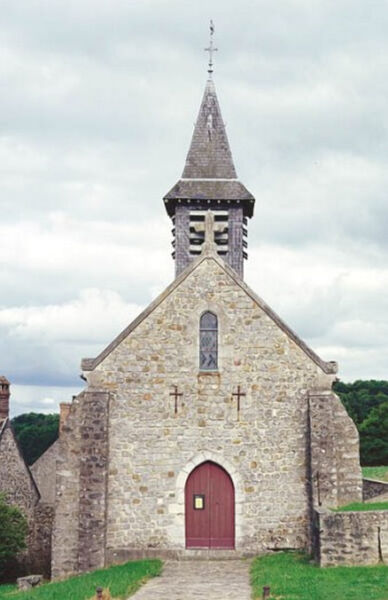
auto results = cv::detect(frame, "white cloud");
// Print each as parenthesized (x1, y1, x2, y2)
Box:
(10, 385, 83, 417)
(0, 288, 142, 343)
(0, 289, 144, 388)
(1, 0, 388, 410)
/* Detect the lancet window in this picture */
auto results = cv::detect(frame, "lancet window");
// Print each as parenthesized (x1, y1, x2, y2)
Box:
(199, 312, 218, 370)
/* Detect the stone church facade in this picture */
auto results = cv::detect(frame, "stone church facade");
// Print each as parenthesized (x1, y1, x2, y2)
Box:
(50, 74, 365, 578)
(4, 62, 388, 579)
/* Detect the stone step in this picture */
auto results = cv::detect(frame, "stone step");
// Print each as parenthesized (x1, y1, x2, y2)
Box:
(177, 549, 254, 560)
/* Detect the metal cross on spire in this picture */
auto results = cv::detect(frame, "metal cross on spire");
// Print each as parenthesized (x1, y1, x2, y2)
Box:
(204, 20, 218, 76)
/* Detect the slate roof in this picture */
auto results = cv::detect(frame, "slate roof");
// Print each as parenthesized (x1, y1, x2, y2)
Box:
(183, 78, 236, 179)
(0, 417, 41, 502)
(164, 78, 255, 217)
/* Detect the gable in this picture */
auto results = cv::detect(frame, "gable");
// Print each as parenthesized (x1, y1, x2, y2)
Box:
(0, 419, 40, 512)
(82, 255, 336, 376)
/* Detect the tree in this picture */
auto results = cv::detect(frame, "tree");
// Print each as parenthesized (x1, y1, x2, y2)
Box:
(0, 494, 28, 578)
(334, 379, 388, 465)
(11, 413, 59, 465)
(359, 402, 388, 466)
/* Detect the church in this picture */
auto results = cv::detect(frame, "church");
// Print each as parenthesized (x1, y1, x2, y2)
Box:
(49, 41, 366, 578)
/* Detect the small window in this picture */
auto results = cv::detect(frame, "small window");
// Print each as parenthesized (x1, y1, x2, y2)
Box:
(199, 312, 218, 370)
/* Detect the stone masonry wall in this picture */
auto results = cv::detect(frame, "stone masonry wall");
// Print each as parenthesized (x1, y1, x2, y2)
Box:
(77, 391, 109, 573)
(315, 509, 388, 566)
(51, 391, 109, 578)
(84, 256, 353, 562)
(28, 503, 54, 578)
(309, 392, 362, 508)
(51, 395, 82, 578)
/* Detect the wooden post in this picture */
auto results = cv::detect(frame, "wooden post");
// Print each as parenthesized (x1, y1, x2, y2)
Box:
(262, 585, 271, 599)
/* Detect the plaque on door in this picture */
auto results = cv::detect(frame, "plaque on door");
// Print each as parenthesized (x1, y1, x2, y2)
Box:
(193, 494, 205, 510)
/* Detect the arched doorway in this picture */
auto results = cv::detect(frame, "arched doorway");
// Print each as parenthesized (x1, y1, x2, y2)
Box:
(185, 461, 235, 548)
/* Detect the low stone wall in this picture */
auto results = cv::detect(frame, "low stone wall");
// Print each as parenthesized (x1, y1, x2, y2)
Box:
(363, 478, 388, 501)
(315, 508, 388, 566)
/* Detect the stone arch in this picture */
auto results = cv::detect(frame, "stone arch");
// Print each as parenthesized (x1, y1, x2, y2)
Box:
(169, 451, 244, 550)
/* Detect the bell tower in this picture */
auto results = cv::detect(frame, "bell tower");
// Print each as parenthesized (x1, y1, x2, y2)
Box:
(163, 23, 255, 279)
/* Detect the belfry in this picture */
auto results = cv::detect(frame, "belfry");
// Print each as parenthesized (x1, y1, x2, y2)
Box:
(164, 26, 254, 278)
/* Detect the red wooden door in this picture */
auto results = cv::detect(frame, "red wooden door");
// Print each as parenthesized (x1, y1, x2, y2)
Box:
(185, 461, 235, 549)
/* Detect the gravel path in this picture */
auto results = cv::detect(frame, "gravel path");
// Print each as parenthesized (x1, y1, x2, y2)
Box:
(130, 560, 252, 600)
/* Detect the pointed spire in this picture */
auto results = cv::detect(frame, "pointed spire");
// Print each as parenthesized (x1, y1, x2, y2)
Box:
(163, 28, 255, 220)
(182, 78, 237, 179)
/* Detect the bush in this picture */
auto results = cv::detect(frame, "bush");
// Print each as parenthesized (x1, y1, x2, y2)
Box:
(0, 494, 28, 578)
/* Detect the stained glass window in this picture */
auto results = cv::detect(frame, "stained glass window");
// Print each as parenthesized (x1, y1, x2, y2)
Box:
(200, 312, 218, 370)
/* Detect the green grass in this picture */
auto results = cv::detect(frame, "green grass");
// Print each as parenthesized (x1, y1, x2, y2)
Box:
(363, 466, 388, 481)
(333, 501, 388, 512)
(251, 552, 388, 600)
(0, 587, 15, 599)
(0, 559, 162, 600)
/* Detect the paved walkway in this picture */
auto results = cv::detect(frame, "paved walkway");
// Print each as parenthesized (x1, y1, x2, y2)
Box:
(130, 560, 252, 599)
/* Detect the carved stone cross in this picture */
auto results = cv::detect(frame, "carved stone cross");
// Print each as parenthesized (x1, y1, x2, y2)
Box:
(194, 210, 225, 256)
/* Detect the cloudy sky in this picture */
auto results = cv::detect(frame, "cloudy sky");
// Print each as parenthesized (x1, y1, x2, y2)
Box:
(1, 0, 388, 416)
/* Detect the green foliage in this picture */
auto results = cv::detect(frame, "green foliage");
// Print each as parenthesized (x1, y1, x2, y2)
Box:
(0, 559, 161, 600)
(334, 380, 388, 425)
(334, 380, 388, 466)
(333, 501, 388, 512)
(359, 402, 388, 466)
(362, 466, 388, 481)
(11, 413, 59, 465)
(0, 495, 28, 578)
(251, 551, 388, 600)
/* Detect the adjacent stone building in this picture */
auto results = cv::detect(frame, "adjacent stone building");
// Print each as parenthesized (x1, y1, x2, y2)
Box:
(0, 378, 40, 518)
(0, 378, 53, 577)
(50, 70, 365, 578)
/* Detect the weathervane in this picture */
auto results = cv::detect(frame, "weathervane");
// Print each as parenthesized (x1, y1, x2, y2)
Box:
(204, 20, 218, 76)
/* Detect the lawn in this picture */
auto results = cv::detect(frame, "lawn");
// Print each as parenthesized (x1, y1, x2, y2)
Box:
(333, 501, 388, 512)
(0, 559, 161, 600)
(251, 552, 388, 600)
(362, 466, 388, 481)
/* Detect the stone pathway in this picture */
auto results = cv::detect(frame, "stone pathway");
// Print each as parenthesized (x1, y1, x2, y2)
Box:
(130, 560, 252, 599)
